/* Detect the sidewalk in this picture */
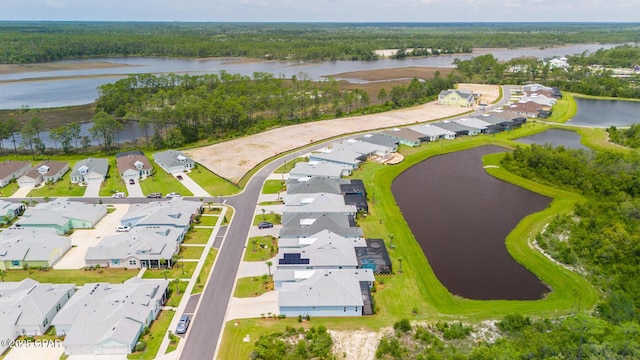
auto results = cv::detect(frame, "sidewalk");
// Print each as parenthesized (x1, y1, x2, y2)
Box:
(155, 206, 227, 359)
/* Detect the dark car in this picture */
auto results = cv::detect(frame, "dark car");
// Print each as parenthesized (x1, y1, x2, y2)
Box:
(176, 175, 183, 180)
(129, 179, 135, 185)
(146, 193, 162, 198)
(258, 221, 273, 229)
(176, 314, 190, 334)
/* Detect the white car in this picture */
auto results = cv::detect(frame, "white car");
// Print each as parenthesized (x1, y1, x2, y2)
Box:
(115, 225, 131, 232)
(166, 192, 182, 198)
(112, 192, 126, 198)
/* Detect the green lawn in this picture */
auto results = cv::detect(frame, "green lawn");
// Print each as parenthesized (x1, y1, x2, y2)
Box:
(261, 180, 285, 194)
(179, 245, 204, 260)
(192, 248, 218, 294)
(140, 165, 193, 197)
(244, 236, 278, 262)
(128, 310, 175, 360)
(187, 164, 241, 196)
(0, 181, 19, 198)
(253, 212, 281, 225)
(99, 160, 127, 197)
(142, 262, 197, 279)
(165, 280, 189, 307)
(233, 276, 273, 298)
(2, 267, 137, 285)
(196, 215, 218, 226)
(546, 93, 577, 123)
(183, 227, 213, 244)
(28, 180, 86, 197)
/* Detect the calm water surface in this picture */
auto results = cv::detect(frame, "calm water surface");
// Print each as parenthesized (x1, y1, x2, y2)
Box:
(515, 129, 589, 150)
(392, 145, 551, 300)
(568, 98, 640, 127)
(0, 43, 619, 109)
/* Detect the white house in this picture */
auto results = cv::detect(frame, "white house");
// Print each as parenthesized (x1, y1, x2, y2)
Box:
(70, 158, 109, 184)
(289, 161, 351, 180)
(17, 160, 69, 188)
(0, 160, 31, 188)
(0, 227, 72, 270)
(153, 150, 195, 174)
(409, 124, 456, 142)
(0, 279, 75, 354)
(52, 278, 169, 356)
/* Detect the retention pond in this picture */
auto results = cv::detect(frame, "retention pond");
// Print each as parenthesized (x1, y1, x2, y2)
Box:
(392, 145, 551, 300)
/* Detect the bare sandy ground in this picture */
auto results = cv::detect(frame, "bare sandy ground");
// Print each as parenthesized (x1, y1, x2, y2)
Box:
(0, 61, 130, 75)
(185, 84, 499, 183)
(329, 328, 392, 360)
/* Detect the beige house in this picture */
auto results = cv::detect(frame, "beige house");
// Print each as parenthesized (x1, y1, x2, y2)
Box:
(438, 89, 477, 107)
(116, 151, 153, 181)
(0, 160, 31, 187)
(17, 160, 69, 188)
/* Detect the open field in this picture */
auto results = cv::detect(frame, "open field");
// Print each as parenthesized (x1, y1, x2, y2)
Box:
(186, 83, 498, 183)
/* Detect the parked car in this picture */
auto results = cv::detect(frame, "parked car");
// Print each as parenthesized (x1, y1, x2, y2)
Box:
(176, 175, 183, 180)
(146, 193, 162, 198)
(129, 179, 135, 185)
(115, 225, 131, 232)
(175, 315, 190, 334)
(112, 192, 126, 198)
(258, 221, 273, 229)
(166, 192, 182, 198)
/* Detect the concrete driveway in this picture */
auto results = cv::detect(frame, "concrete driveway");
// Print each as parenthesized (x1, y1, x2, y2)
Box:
(53, 204, 130, 269)
(4, 344, 64, 360)
(125, 178, 144, 197)
(175, 173, 210, 197)
(10, 185, 33, 198)
(83, 181, 101, 197)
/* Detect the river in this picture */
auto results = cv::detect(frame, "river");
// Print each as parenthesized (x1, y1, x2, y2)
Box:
(0, 43, 619, 110)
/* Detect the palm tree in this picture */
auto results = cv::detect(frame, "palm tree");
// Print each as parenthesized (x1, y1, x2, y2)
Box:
(261, 208, 266, 221)
(266, 261, 273, 277)
(398, 257, 403, 273)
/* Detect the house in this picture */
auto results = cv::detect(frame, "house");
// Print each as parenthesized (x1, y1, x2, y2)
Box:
(279, 213, 363, 239)
(355, 134, 399, 152)
(308, 149, 365, 170)
(454, 117, 492, 133)
(289, 161, 351, 180)
(0, 200, 26, 224)
(17, 160, 69, 188)
(438, 89, 476, 107)
(278, 229, 365, 249)
(381, 128, 427, 147)
(16, 199, 107, 234)
(522, 83, 553, 93)
(340, 179, 367, 197)
(277, 234, 365, 270)
(283, 193, 357, 215)
(409, 124, 456, 142)
(508, 101, 549, 119)
(274, 268, 374, 291)
(120, 198, 202, 238)
(52, 278, 169, 356)
(518, 94, 556, 107)
(286, 177, 344, 195)
(85, 226, 182, 269)
(0, 160, 31, 188)
(433, 120, 481, 136)
(70, 158, 109, 184)
(153, 149, 195, 174)
(355, 239, 393, 274)
(278, 270, 373, 317)
(116, 151, 153, 181)
(0, 227, 71, 270)
(0, 279, 75, 354)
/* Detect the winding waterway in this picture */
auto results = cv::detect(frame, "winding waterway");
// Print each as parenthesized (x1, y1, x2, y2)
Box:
(0, 43, 619, 109)
(392, 145, 551, 300)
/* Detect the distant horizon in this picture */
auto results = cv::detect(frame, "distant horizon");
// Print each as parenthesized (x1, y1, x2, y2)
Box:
(2, 0, 639, 23)
(2, 20, 640, 24)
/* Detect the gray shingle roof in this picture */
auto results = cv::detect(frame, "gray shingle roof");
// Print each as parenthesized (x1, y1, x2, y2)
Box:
(153, 150, 194, 169)
(278, 270, 363, 307)
(286, 177, 343, 195)
(70, 158, 109, 179)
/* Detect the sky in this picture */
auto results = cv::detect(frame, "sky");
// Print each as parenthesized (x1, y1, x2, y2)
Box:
(1, 0, 640, 22)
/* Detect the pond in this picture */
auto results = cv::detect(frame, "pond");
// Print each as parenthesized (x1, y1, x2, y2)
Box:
(567, 98, 640, 127)
(391, 145, 551, 300)
(515, 129, 589, 151)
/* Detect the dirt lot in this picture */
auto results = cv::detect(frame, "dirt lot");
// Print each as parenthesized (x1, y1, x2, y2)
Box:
(186, 83, 499, 183)
(0, 61, 130, 75)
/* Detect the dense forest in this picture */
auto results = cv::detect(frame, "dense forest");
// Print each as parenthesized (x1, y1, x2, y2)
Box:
(2, 22, 640, 63)
(608, 124, 640, 148)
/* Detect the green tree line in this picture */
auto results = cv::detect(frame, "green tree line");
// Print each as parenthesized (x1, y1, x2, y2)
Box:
(2, 22, 640, 63)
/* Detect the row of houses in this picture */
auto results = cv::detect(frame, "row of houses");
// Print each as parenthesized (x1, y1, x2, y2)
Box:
(0, 149, 195, 190)
(508, 83, 562, 118)
(86, 198, 202, 269)
(0, 277, 168, 356)
(274, 176, 391, 318)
